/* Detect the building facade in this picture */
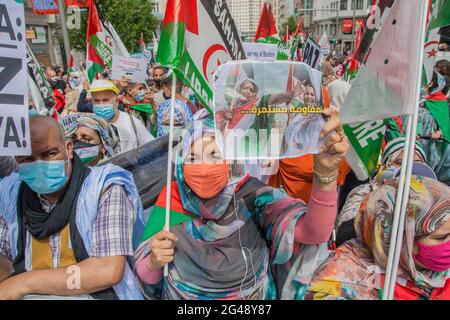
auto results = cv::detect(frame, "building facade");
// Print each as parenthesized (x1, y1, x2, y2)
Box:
(277, 0, 315, 38)
(312, 0, 372, 54)
(151, 0, 167, 22)
(24, 0, 66, 68)
(228, 0, 265, 42)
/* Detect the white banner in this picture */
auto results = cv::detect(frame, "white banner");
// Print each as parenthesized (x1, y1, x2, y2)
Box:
(303, 38, 322, 70)
(0, 1, 30, 156)
(111, 55, 149, 83)
(243, 43, 278, 61)
(59, 113, 82, 133)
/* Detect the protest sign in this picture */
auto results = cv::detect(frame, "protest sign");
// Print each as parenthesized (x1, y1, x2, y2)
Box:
(243, 43, 278, 61)
(303, 37, 321, 70)
(213, 61, 325, 160)
(111, 55, 149, 83)
(59, 113, 82, 133)
(0, 1, 30, 156)
(319, 32, 331, 57)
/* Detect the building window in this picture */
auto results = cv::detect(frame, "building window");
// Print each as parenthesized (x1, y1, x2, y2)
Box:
(358, 0, 364, 9)
(151, 2, 159, 13)
(340, 0, 348, 11)
(331, 24, 336, 36)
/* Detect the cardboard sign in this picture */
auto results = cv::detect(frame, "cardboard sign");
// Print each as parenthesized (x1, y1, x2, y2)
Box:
(111, 55, 149, 83)
(303, 38, 322, 70)
(243, 43, 278, 61)
(59, 113, 82, 133)
(213, 61, 325, 160)
(0, 1, 30, 156)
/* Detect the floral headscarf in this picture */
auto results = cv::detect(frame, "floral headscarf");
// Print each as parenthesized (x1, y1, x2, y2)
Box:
(174, 115, 250, 241)
(355, 176, 450, 290)
(69, 114, 120, 158)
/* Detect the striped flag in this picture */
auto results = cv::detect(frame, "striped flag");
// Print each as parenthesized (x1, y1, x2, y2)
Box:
(86, 0, 129, 82)
(156, 0, 245, 113)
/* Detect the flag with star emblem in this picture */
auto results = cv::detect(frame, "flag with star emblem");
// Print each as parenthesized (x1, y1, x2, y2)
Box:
(156, 0, 246, 113)
(339, 0, 425, 124)
(423, 0, 450, 85)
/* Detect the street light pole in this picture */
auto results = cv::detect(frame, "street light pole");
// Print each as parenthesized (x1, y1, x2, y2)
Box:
(352, 0, 357, 51)
(336, 2, 340, 54)
(58, 0, 71, 68)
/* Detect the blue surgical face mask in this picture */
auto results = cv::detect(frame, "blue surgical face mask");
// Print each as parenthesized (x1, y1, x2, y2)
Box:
(19, 160, 69, 195)
(93, 104, 115, 121)
(69, 78, 81, 89)
(135, 90, 146, 102)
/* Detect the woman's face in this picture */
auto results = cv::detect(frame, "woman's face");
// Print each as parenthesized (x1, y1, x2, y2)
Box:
(187, 134, 226, 165)
(391, 151, 424, 168)
(239, 82, 257, 104)
(72, 126, 106, 165)
(413, 218, 450, 270)
(304, 86, 317, 105)
(295, 81, 306, 101)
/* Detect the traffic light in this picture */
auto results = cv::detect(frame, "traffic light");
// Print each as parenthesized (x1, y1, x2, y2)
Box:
(294, 3, 299, 17)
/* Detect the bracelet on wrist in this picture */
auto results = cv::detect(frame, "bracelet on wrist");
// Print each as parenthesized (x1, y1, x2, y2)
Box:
(313, 169, 337, 184)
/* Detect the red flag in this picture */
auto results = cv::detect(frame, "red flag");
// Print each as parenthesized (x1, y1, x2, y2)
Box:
(67, 51, 74, 73)
(254, 2, 280, 43)
(140, 32, 145, 52)
(348, 20, 364, 73)
(283, 25, 290, 44)
(293, 16, 305, 37)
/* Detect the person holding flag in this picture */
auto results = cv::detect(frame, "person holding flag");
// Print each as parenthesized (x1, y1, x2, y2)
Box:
(134, 110, 349, 300)
(419, 70, 450, 185)
(89, 80, 153, 153)
(294, 176, 450, 300)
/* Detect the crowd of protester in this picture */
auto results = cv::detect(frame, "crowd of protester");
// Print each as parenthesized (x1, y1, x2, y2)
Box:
(0, 56, 449, 300)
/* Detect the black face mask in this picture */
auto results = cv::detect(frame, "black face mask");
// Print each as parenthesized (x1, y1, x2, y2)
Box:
(154, 79, 162, 87)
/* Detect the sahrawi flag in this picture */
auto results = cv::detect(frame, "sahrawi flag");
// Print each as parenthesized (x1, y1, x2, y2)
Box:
(423, 0, 450, 85)
(86, 0, 129, 82)
(254, 2, 281, 44)
(340, 0, 425, 180)
(157, 0, 246, 113)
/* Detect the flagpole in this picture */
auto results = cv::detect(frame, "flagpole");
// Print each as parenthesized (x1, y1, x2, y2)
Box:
(382, 0, 428, 300)
(163, 72, 178, 278)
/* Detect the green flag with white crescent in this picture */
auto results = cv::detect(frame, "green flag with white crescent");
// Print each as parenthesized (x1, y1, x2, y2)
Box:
(344, 120, 386, 180)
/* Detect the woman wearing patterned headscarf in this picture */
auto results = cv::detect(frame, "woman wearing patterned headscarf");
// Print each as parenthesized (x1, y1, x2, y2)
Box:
(298, 176, 450, 300)
(134, 110, 348, 300)
(69, 114, 120, 166)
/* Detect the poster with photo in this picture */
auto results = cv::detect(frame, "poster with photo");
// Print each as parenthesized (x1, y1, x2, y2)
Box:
(213, 61, 325, 160)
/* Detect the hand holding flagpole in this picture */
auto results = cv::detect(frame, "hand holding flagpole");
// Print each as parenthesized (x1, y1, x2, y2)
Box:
(163, 72, 178, 278)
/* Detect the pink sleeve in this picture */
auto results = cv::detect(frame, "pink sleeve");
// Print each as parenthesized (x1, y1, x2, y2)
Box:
(294, 184, 337, 244)
(136, 258, 163, 285)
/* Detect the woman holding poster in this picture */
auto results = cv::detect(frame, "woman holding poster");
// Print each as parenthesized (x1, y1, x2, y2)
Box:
(134, 110, 349, 300)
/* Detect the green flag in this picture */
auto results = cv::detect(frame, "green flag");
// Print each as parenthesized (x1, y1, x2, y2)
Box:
(427, 0, 450, 30)
(344, 120, 387, 180)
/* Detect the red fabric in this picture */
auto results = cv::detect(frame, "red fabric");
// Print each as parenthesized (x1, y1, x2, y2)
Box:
(379, 275, 450, 300)
(156, 182, 192, 216)
(162, 0, 198, 35)
(254, 3, 278, 42)
(53, 89, 66, 114)
(427, 91, 448, 101)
